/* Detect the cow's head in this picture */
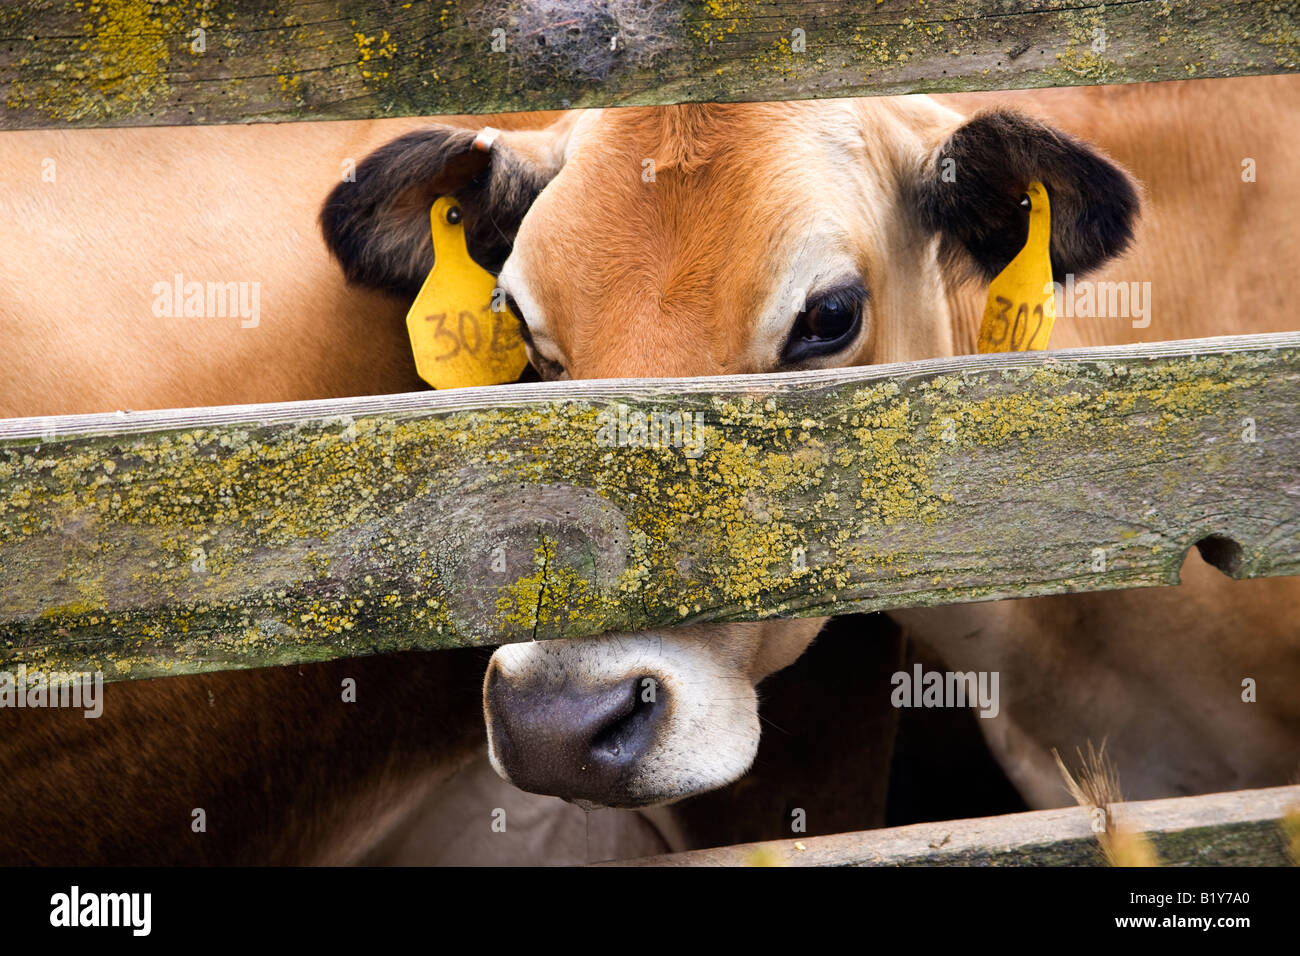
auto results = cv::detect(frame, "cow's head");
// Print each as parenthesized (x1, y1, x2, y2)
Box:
(322, 97, 1138, 808)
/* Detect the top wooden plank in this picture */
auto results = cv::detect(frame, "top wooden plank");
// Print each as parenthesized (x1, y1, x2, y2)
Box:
(1, 0, 1296, 130)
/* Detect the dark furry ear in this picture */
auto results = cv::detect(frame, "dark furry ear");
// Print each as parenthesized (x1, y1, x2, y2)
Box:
(915, 109, 1140, 280)
(320, 126, 559, 298)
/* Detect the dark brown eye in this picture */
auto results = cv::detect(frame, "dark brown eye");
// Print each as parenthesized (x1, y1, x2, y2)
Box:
(782, 283, 867, 362)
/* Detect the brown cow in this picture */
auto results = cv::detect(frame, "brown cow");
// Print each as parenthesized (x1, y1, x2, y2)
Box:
(0, 112, 676, 864)
(322, 74, 1300, 812)
(2, 77, 1296, 864)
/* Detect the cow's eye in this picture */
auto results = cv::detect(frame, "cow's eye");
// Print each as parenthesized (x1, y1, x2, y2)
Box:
(782, 283, 867, 363)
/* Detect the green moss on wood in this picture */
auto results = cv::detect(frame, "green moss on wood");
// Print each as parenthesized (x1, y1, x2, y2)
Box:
(1, 336, 1297, 681)
(0, 0, 1295, 130)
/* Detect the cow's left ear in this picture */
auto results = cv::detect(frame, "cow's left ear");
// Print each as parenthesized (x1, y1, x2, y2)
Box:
(915, 109, 1140, 280)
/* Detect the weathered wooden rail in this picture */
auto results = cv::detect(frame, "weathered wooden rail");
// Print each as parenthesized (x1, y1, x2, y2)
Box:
(2, 332, 1297, 682)
(617, 784, 1300, 866)
(1, 0, 1294, 129)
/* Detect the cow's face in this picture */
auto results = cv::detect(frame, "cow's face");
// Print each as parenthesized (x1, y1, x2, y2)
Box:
(500, 99, 965, 381)
(322, 97, 1137, 808)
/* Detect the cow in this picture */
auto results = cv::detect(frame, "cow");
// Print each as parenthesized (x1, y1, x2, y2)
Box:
(0, 112, 683, 864)
(321, 74, 1300, 814)
(4, 76, 1296, 865)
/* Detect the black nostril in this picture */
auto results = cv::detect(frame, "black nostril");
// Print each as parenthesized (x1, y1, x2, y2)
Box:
(590, 676, 662, 763)
(486, 668, 668, 804)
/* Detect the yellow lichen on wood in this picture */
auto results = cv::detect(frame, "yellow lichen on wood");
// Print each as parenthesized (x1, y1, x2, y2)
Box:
(1, 337, 1296, 680)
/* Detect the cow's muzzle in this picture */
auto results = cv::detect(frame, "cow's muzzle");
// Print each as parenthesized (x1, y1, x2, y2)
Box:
(484, 663, 667, 807)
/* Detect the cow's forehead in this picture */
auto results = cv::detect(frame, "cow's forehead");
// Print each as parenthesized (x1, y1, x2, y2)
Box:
(503, 100, 919, 376)
(553, 100, 877, 218)
(496, 98, 956, 377)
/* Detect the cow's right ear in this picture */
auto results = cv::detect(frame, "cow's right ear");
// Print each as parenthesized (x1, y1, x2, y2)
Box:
(320, 119, 574, 298)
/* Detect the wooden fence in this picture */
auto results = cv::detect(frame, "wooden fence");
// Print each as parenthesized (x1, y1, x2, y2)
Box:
(620, 784, 1300, 866)
(3, 333, 1298, 681)
(1, 0, 1298, 866)
(1, 1, 1293, 129)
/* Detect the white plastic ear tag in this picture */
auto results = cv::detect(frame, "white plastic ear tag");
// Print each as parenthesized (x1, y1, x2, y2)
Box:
(978, 180, 1057, 353)
(405, 196, 528, 389)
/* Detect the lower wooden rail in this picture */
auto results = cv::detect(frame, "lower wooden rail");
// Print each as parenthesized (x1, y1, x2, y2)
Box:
(615, 784, 1300, 866)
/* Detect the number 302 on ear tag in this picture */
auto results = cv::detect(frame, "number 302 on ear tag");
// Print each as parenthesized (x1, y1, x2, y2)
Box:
(405, 196, 528, 389)
(977, 180, 1057, 354)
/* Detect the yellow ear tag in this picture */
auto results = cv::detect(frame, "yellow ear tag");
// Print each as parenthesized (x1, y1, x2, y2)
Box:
(977, 180, 1057, 353)
(405, 196, 528, 389)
